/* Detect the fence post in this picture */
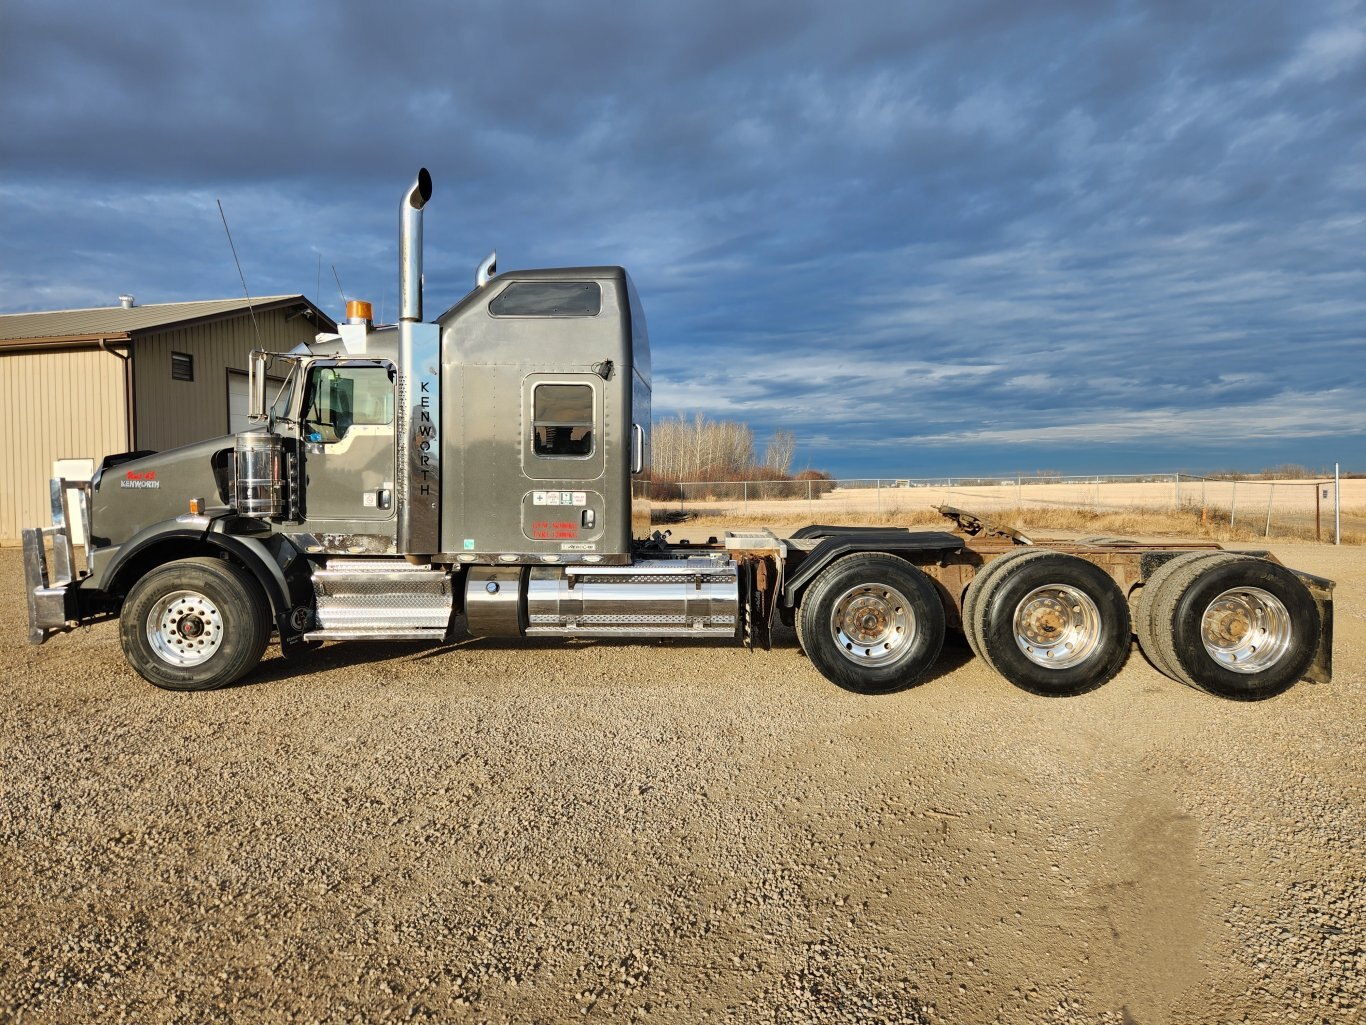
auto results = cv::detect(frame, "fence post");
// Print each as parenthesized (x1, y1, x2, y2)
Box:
(1316, 481, 1322, 542)
(743, 481, 748, 515)
(876, 478, 881, 514)
(1264, 484, 1274, 538)
(1230, 481, 1238, 526)
(1335, 462, 1341, 545)
(808, 478, 813, 518)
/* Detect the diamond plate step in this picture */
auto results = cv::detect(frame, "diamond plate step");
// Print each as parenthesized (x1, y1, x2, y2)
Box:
(311, 558, 454, 632)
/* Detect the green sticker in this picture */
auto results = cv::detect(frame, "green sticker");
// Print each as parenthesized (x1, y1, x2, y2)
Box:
(463, 539, 476, 550)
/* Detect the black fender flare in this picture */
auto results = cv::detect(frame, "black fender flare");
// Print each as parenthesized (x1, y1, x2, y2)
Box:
(98, 520, 292, 628)
(781, 530, 964, 608)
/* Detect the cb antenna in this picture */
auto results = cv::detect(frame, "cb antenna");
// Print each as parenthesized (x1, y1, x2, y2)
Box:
(217, 198, 263, 348)
(332, 264, 347, 306)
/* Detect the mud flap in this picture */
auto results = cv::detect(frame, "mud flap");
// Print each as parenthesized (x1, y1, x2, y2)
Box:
(741, 556, 780, 651)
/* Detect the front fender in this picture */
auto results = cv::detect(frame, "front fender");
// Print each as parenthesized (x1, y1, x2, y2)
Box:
(98, 517, 292, 625)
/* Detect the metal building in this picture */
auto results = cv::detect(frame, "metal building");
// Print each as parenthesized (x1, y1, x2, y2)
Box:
(0, 295, 334, 541)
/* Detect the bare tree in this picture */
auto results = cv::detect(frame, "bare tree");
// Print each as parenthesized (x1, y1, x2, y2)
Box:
(652, 412, 765, 480)
(764, 429, 795, 476)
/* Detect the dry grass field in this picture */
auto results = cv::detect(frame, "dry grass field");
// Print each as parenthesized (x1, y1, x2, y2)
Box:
(665, 477, 1366, 545)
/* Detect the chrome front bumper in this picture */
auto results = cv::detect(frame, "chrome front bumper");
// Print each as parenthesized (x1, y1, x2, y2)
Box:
(23, 478, 92, 645)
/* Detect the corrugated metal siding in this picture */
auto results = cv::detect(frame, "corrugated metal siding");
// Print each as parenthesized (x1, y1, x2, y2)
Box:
(133, 308, 315, 451)
(0, 347, 128, 541)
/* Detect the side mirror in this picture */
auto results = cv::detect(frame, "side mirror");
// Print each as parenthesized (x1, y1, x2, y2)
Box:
(248, 351, 270, 423)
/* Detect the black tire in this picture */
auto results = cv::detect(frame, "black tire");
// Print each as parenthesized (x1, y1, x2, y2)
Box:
(119, 557, 270, 691)
(1148, 555, 1318, 700)
(1133, 551, 1230, 681)
(961, 548, 1040, 662)
(976, 553, 1131, 696)
(798, 553, 946, 694)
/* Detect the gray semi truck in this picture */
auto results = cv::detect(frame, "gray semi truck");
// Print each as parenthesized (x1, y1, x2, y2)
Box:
(23, 170, 1334, 700)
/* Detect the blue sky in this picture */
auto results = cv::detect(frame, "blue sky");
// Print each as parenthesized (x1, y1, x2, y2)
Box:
(2, 0, 1363, 477)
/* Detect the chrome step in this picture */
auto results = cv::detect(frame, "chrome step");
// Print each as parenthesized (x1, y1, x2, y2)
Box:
(303, 627, 447, 642)
(311, 558, 454, 633)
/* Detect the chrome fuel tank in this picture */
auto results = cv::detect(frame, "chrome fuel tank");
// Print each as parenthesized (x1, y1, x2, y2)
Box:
(523, 557, 739, 638)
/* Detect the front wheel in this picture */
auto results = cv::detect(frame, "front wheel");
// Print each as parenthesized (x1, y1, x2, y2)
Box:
(798, 554, 946, 694)
(119, 557, 270, 691)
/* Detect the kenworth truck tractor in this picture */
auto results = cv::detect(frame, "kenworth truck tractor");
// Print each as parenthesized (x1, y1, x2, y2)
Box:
(23, 170, 1334, 699)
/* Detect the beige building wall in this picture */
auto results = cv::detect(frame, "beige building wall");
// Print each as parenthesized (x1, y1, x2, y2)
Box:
(0, 346, 129, 541)
(133, 308, 314, 451)
(3, 306, 321, 541)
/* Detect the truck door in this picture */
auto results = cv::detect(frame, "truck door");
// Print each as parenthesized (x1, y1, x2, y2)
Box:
(520, 374, 607, 549)
(299, 363, 397, 531)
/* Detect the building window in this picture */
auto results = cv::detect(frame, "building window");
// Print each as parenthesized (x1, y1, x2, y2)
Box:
(532, 383, 594, 456)
(171, 352, 194, 382)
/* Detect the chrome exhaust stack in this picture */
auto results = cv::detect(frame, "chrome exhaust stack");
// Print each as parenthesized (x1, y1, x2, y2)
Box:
(400, 168, 433, 322)
(396, 168, 441, 556)
(476, 249, 497, 288)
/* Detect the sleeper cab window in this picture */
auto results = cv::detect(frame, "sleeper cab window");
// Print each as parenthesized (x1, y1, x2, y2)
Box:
(490, 281, 601, 317)
(533, 383, 594, 457)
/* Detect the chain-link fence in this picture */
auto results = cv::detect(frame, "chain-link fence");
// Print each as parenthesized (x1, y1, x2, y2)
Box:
(650, 473, 1354, 542)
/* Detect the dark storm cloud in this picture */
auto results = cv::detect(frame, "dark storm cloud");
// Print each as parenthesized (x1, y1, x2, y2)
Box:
(2, 0, 1363, 475)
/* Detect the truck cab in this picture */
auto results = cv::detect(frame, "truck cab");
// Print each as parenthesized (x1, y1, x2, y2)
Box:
(229, 263, 652, 565)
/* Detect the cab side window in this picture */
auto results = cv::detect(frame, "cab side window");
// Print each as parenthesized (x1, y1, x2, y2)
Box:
(533, 383, 593, 457)
(303, 366, 394, 444)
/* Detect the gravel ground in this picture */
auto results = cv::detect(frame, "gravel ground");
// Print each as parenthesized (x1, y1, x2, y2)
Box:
(1, 540, 1362, 1024)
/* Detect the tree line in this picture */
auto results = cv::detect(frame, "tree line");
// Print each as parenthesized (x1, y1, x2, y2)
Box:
(652, 413, 827, 483)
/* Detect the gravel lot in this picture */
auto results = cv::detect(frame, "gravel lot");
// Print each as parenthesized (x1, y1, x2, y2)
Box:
(1, 540, 1362, 1024)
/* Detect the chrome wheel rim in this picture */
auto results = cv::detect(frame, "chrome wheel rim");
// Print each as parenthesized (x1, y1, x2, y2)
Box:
(1012, 584, 1101, 669)
(1201, 587, 1291, 674)
(146, 589, 224, 667)
(830, 583, 915, 666)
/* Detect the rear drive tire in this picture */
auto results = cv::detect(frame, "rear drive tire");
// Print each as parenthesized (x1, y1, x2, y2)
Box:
(799, 553, 945, 694)
(961, 548, 1039, 661)
(1133, 551, 1229, 681)
(120, 557, 270, 691)
(1147, 554, 1318, 700)
(976, 552, 1131, 696)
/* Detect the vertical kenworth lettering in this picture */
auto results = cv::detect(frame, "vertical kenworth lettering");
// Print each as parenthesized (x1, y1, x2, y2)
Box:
(396, 320, 440, 553)
(19, 168, 1336, 700)
(418, 382, 433, 497)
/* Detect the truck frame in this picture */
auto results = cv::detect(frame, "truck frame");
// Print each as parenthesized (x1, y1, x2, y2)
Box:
(23, 170, 1334, 700)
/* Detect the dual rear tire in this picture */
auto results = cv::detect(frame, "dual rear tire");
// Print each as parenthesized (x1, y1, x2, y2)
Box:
(962, 551, 1131, 696)
(1134, 553, 1318, 700)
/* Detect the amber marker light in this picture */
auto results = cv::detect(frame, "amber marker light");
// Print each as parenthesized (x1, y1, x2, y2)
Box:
(189, 498, 204, 515)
